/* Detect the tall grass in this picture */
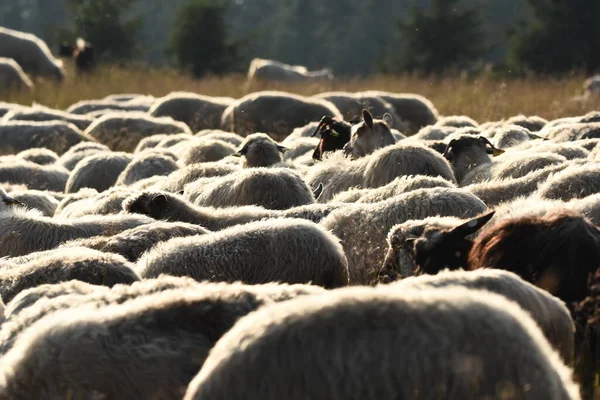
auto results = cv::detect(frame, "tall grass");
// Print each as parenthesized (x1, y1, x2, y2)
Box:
(3, 63, 599, 122)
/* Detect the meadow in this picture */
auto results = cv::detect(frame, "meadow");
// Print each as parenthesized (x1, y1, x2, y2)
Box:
(4, 63, 600, 124)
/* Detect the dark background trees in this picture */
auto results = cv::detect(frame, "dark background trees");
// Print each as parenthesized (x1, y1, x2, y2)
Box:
(0, 0, 598, 77)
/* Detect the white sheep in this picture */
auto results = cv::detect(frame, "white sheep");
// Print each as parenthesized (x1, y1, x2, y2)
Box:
(0, 58, 33, 91)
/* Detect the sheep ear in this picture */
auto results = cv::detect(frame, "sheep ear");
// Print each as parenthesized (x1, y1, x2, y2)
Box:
(177, 190, 184, 195)
(277, 145, 288, 154)
(382, 113, 394, 127)
(150, 194, 168, 213)
(481, 137, 505, 156)
(442, 140, 456, 158)
(312, 183, 323, 200)
(232, 145, 247, 157)
(311, 116, 333, 137)
(312, 141, 323, 161)
(449, 210, 495, 238)
(362, 109, 374, 129)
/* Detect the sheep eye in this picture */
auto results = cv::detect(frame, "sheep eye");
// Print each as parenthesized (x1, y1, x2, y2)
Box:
(455, 251, 462, 258)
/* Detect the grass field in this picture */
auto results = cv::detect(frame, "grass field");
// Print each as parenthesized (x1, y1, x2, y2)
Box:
(3, 63, 600, 123)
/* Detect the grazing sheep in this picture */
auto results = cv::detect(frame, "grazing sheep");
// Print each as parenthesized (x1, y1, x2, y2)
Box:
(137, 218, 349, 288)
(537, 163, 600, 201)
(343, 109, 396, 159)
(221, 91, 342, 141)
(84, 112, 191, 152)
(194, 129, 243, 146)
(359, 91, 439, 134)
(154, 163, 238, 193)
(321, 187, 487, 284)
(3, 104, 94, 130)
(115, 153, 179, 186)
(8, 190, 59, 217)
(505, 115, 548, 132)
(435, 115, 479, 128)
(0, 58, 33, 91)
(232, 133, 287, 167)
(0, 26, 65, 81)
(57, 141, 110, 170)
(0, 161, 69, 192)
(61, 221, 209, 261)
(386, 269, 575, 365)
(0, 247, 139, 303)
(185, 287, 579, 400)
(469, 209, 600, 303)
(123, 190, 341, 230)
(15, 148, 59, 165)
(248, 58, 333, 85)
(0, 284, 277, 399)
(0, 187, 153, 257)
(65, 152, 134, 193)
(188, 168, 315, 210)
(0, 121, 95, 156)
(180, 139, 237, 165)
(149, 92, 233, 132)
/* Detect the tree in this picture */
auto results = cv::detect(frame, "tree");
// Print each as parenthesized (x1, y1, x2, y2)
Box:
(65, 0, 141, 61)
(507, 0, 600, 75)
(394, 0, 489, 75)
(169, 0, 240, 77)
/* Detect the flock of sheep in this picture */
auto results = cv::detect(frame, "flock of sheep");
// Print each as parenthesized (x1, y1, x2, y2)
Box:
(0, 24, 600, 400)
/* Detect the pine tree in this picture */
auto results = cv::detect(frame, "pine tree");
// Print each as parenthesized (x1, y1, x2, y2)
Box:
(396, 0, 489, 75)
(508, 0, 600, 75)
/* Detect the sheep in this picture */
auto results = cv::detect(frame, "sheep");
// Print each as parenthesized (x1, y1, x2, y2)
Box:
(180, 139, 237, 165)
(137, 218, 349, 288)
(0, 26, 65, 81)
(65, 152, 134, 193)
(537, 163, 600, 201)
(232, 133, 287, 167)
(309, 115, 353, 161)
(493, 125, 545, 148)
(543, 122, 600, 142)
(15, 148, 59, 165)
(184, 286, 580, 400)
(194, 129, 243, 146)
(153, 163, 238, 193)
(435, 115, 479, 128)
(343, 109, 397, 159)
(149, 92, 233, 132)
(66, 98, 154, 115)
(505, 114, 548, 132)
(58, 38, 96, 75)
(7, 189, 59, 217)
(332, 175, 455, 204)
(385, 269, 575, 364)
(0, 58, 33, 91)
(133, 134, 171, 153)
(221, 91, 342, 141)
(408, 125, 459, 141)
(304, 152, 367, 202)
(187, 167, 316, 210)
(51, 188, 99, 216)
(0, 284, 276, 399)
(358, 91, 439, 134)
(115, 152, 179, 186)
(469, 209, 600, 304)
(2, 104, 94, 130)
(0, 247, 139, 303)
(84, 112, 192, 152)
(321, 187, 487, 285)
(56, 187, 139, 219)
(56, 141, 110, 171)
(0, 121, 95, 156)
(248, 58, 333, 85)
(515, 141, 590, 160)
(0, 161, 69, 192)
(123, 190, 342, 230)
(0, 187, 153, 257)
(441, 135, 507, 184)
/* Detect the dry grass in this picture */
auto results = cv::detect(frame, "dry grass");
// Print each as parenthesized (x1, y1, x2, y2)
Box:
(3, 62, 600, 123)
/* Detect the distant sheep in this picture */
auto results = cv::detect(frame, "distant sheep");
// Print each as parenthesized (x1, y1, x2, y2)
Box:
(154, 163, 238, 193)
(221, 91, 342, 141)
(186, 167, 316, 210)
(58, 38, 96, 75)
(0, 187, 153, 257)
(185, 286, 579, 400)
(387, 269, 575, 365)
(537, 163, 600, 201)
(248, 58, 333, 85)
(435, 115, 478, 128)
(15, 148, 59, 165)
(65, 152, 134, 193)
(0, 247, 139, 303)
(3, 104, 94, 130)
(0, 161, 69, 192)
(115, 153, 179, 186)
(194, 129, 243, 146)
(321, 187, 487, 284)
(137, 218, 350, 288)
(505, 115, 548, 132)
(180, 139, 237, 165)
(67, 97, 155, 115)
(0, 58, 33, 91)
(0, 121, 95, 156)
(57, 141, 110, 171)
(84, 112, 191, 152)
(149, 92, 233, 132)
(0, 26, 65, 81)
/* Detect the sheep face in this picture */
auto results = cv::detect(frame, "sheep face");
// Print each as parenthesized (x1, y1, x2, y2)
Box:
(442, 135, 504, 182)
(0, 188, 26, 213)
(310, 116, 352, 161)
(233, 133, 287, 168)
(411, 211, 495, 276)
(124, 192, 170, 220)
(343, 109, 396, 159)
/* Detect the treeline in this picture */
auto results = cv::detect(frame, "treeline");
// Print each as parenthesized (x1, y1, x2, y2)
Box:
(1, 0, 598, 77)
